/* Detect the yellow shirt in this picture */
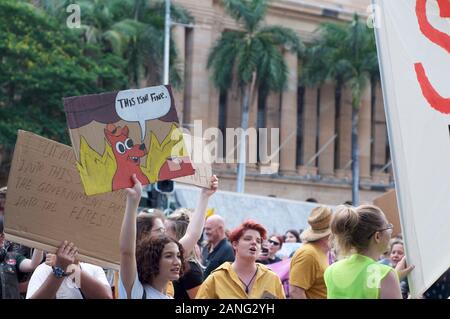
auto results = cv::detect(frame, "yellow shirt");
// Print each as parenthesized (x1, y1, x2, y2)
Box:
(196, 262, 285, 299)
(289, 242, 329, 299)
(166, 281, 174, 298)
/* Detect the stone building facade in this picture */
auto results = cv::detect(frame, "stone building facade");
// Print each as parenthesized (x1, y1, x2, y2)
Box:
(172, 0, 392, 205)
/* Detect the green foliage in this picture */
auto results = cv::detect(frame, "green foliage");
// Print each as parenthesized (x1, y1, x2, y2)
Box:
(300, 15, 379, 108)
(0, 0, 127, 146)
(36, 0, 194, 88)
(208, 0, 303, 93)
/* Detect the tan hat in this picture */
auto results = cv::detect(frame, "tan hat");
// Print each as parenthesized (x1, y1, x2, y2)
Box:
(300, 206, 333, 242)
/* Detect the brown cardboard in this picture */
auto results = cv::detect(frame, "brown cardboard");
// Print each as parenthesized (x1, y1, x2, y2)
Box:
(373, 189, 402, 237)
(174, 134, 213, 188)
(63, 85, 195, 195)
(4, 131, 127, 270)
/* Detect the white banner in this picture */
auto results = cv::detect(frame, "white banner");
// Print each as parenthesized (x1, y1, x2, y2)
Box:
(373, 0, 450, 297)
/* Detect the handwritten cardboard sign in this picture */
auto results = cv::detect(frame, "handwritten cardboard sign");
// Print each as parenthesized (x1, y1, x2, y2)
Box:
(174, 134, 213, 188)
(373, 189, 402, 237)
(4, 131, 126, 270)
(63, 85, 195, 196)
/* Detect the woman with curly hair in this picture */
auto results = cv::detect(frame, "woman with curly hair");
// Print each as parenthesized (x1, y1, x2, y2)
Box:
(135, 235, 185, 299)
(196, 220, 286, 299)
(119, 175, 218, 299)
(119, 175, 185, 299)
(165, 209, 204, 299)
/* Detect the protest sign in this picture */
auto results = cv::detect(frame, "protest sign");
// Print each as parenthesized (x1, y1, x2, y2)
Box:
(4, 131, 126, 270)
(374, 0, 450, 296)
(63, 85, 195, 195)
(373, 189, 402, 237)
(174, 134, 213, 188)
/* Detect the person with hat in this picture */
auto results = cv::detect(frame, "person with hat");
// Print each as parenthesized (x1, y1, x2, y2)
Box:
(289, 206, 333, 299)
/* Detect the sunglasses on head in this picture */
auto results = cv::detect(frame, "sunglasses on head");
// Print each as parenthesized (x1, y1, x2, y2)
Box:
(367, 223, 393, 239)
(268, 239, 280, 246)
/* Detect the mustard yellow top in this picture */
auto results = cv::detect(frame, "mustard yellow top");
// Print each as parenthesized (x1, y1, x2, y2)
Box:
(166, 281, 174, 298)
(289, 242, 329, 299)
(195, 262, 285, 299)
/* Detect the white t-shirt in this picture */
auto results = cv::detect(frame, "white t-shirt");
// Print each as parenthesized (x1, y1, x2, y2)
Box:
(26, 262, 110, 299)
(118, 274, 171, 299)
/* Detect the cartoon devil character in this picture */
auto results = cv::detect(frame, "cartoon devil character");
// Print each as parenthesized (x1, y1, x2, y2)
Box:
(104, 124, 149, 190)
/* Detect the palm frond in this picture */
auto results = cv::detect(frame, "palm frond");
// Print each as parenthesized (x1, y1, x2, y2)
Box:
(222, 0, 268, 32)
(207, 31, 245, 91)
(257, 25, 304, 54)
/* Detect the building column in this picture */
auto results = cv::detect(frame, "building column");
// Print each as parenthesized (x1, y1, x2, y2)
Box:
(184, 25, 214, 131)
(299, 87, 318, 175)
(279, 52, 298, 174)
(172, 25, 185, 125)
(261, 91, 281, 173)
(318, 82, 336, 177)
(358, 86, 372, 182)
(207, 29, 221, 131)
(335, 86, 352, 179)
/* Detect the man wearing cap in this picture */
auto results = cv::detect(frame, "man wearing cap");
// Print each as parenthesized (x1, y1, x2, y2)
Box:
(289, 206, 332, 299)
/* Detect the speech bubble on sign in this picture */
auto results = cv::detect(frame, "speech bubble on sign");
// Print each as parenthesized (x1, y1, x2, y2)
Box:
(115, 86, 171, 140)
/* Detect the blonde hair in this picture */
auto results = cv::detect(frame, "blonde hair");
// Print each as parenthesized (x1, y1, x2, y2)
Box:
(330, 204, 386, 257)
(166, 208, 193, 241)
(166, 208, 203, 265)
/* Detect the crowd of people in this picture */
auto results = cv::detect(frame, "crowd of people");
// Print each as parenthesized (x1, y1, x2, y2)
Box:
(1, 179, 449, 299)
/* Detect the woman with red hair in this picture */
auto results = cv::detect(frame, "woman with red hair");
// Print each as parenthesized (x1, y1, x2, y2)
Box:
(196, 220, 285, 299)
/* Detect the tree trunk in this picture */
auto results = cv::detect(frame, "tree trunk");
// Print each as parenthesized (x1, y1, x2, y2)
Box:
(351, 104, 360, 205)
(236, 72, 257, 193)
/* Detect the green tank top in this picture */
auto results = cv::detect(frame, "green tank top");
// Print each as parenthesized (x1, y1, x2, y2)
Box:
(324, 254, 393, 299)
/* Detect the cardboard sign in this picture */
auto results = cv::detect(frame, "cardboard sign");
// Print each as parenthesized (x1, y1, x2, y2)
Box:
(374, 0, 450, 296)
(373, 189, 402, 237)
(4, 131, 126, 270)
(174, 134, 213, 188)
(63, 85, 195, 195)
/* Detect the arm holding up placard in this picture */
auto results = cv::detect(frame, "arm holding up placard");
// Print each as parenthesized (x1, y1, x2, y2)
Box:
(18, 248, 44, 273)
(28, 240, 112, 299)
(119, 174, 141, 299)
(27, 241, 77, 299)
(178, 175, 218, 256)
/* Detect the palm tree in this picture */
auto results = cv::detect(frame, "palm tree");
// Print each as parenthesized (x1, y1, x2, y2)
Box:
(300, 15, 378, 205)
(208, 0, 302, 193)
(33, 0, 193, 88)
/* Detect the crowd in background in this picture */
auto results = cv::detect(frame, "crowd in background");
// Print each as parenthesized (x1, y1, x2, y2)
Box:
(1, 181, 449, 300)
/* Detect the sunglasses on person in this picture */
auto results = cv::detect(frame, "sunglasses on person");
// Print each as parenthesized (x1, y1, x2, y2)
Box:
(367, 223, 393, 239)
(268, 239, 280, 246)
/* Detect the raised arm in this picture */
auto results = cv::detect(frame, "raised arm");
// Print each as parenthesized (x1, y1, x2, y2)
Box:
(19, 248, 44, 273)
(78, 266, 112, 299)
(179, 175, 218, 256)
(119, 174, 142, 298)
(28, 241, 77, 299)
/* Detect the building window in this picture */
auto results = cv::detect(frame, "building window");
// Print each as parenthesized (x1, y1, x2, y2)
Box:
(296, 86, 305, 166)
(256, 87, 267, 163)
(334, 86, 342, 169)
(183, 27, 194, 124)
(218, 89, 227, 157)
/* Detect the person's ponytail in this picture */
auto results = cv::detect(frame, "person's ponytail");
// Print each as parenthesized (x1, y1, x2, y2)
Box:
(331, 205, 360, 256)
(331, 204, 386, 257)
